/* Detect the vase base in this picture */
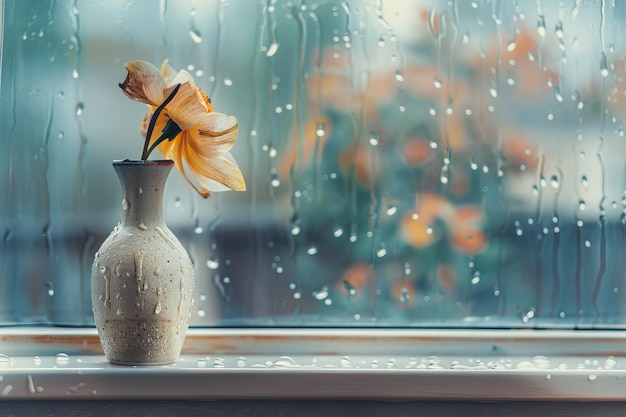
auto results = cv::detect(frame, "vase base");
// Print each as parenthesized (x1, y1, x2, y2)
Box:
(108, 357, 178, 366)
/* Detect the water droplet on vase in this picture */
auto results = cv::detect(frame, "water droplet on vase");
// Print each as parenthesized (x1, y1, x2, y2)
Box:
(154, 302, 162, 315)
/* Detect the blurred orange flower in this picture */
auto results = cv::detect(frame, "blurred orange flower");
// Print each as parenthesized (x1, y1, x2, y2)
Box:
(401, 194, 487, 255)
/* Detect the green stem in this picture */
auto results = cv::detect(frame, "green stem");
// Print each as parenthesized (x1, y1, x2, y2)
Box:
(141, 83, 182, 160)
(143, 118, 182, 160)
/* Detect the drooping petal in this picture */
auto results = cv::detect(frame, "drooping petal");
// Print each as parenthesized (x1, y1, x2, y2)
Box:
(160, 59, 178, 85)
(186, 113, 238, 158)
(170, 136, 211, 198)
(119, 60, 167, 106)
(139, 107, 154, 138)
(193, 152, 244, 192)
(168, 69, 196, 88)
(183, 144, 246, 192)
(163, 82, 209, 130)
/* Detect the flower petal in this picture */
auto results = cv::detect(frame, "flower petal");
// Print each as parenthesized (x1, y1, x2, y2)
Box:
(120, 60, 166, 106)
(170, 137, 211, 198)
(164, 82, 209, 130)
(183, 145, 246, 192)
(187, 113, 238, 158)
(168, 69, 196, 88)
(160, 59, 178, 85)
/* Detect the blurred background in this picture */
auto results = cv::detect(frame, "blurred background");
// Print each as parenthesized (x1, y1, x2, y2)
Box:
(1, 0, 626, 328)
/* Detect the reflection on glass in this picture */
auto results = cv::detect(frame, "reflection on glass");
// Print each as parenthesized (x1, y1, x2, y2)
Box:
(1, 0, 626, 328)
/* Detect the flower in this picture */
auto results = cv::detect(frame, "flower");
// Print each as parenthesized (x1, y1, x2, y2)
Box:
(119, 60, 246, 198)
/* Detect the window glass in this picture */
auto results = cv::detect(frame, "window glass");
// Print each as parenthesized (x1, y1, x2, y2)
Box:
(1, 0, 625, 327)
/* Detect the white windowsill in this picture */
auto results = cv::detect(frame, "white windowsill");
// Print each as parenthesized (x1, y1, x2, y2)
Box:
(1, 328, 626, 401)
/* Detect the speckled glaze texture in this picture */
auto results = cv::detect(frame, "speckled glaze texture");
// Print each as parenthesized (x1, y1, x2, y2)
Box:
(91, 160, 194, 365)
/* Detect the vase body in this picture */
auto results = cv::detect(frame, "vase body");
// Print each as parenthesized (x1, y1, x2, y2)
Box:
(91, 160, 194, 365)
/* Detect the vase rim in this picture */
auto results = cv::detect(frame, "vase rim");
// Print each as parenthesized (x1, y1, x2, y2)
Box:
(113, 159, 174, 167)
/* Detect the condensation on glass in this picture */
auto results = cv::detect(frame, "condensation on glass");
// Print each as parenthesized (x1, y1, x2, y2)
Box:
(1, 0, 625, 328)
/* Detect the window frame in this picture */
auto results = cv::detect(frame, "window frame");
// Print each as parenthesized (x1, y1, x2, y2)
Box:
(2, 327, 626, 401)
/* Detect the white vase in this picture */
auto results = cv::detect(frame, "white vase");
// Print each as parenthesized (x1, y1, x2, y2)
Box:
(91, 160, 194, 365)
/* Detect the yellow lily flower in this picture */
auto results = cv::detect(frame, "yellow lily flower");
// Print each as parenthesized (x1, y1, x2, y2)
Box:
(119, 60, 246, 198)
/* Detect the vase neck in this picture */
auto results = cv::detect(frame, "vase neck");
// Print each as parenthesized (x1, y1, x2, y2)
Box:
(113, 161, 173, 229)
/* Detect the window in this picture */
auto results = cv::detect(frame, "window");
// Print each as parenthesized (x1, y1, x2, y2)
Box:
(4, 1, 626, 412)
(2, 0, 626, 328)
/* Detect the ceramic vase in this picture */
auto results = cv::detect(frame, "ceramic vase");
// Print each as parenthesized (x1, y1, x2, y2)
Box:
(91, 160, 194, 365)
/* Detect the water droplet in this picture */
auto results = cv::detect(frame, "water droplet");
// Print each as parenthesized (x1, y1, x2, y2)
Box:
(154, 301, 162, 315)
(72, 69, 79, 79)
(293, 292, 302, 300)
(555, 87, 563, 102)
(340, 356, 352, 367)
(266, 42, 279, 57)
(315, 122, 326, 137)
(394, 70, 404, 82)
(313, 286, 329, 300)
(206, 257, 219, 270)
(533, 355, 551, 368)
(33, 356, 41, 365)
(550, 175, 559, 188)
(0, 354, 12, 367)
(55, 353, 70, 365)
(333, 227, 344, 237)
(306, 246, 318, 255)
(197, 308, 206, 318)
(116, 307, 124, 316)
(196, 358, 207, 368)
(369, 132, 380, 146)
(189, 28, 202, 43)
(274, 356, 298, 367)
(578, 200, 586, 211)
(122, 198, 129, 210)
(223, 78, 233, 87)
(588, 374, 597, 381)
(75, 102, 84, 116)
(44, 281, 54, 296)
(601, 53, 609, 77)
(506, 40, 516, 52)
(213, 357, 225, 368)
(537, 15, 546, 37)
